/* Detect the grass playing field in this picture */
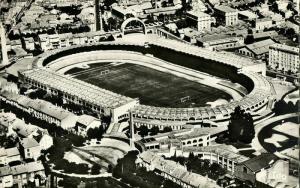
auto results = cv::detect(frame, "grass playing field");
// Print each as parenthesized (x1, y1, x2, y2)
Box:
(68, 63, 232, 108)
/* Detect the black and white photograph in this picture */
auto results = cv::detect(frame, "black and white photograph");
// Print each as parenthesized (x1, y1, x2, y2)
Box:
(0, 0, 299, 187)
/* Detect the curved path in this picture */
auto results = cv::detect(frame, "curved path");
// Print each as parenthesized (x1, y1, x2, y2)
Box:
(251, 112, 299, 153)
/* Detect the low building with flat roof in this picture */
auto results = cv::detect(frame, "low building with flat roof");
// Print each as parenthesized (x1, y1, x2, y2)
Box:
(197, 34, 244, 51)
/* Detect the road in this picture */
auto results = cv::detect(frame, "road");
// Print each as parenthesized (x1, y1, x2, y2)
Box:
(251, 112, 298, 153)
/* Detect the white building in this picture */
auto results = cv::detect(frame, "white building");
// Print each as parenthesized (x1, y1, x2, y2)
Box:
(214, 5, 238, 26)
(187, 11, 213, 31)
(75, 114, 102, 137)
(23, 37, 35, 51)
(269, 43, 299, 73)
(19, 138, 41, 161)
(255, 18, 273, 31)
(0, 147, 21, 165)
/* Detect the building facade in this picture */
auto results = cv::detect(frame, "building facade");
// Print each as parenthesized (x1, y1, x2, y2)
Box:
(19, 138, 41, 161)
(197, 34, 244, 51)
(255, 18, 273, 31)
(187, 11, 212, 31)
(269, 43, 299, 73)
(137, 151, 221, 188)
(214, 5, 238, 26)
(0, 161, 45, 188)
(234, 154, 289, 186)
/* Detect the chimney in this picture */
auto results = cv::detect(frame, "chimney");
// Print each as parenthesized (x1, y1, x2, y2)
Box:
(0, 22, 8, 65)
(94, 0, 101, 31)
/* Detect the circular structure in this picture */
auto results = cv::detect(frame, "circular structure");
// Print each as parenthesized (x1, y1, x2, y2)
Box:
(22, 38, 276, 128)
(121, 18, 147, 35)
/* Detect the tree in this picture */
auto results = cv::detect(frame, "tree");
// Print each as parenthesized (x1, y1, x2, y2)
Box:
(91, 164, 101, 174)
(286, 28, 295, 39)
(161, 126, 172, 133)
(149, 126, 159, 135)
(244, 35, 254, 44)
(107, 17, 117, 30)
(228, 106, 255, 143)
(139, 125, 149, 137)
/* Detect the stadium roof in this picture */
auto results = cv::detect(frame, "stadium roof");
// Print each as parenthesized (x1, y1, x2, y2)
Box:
(21, 68, 137, 109)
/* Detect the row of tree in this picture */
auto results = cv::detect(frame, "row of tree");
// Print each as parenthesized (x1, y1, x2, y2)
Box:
(136, 125, 172, 137)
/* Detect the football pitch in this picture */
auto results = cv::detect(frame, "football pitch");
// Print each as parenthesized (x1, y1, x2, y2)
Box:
(69, 63, 232, 108)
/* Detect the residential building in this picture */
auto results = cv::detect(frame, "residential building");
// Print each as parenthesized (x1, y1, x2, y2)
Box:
(276, 0, 289, 11)
(26, 99, 79, 130)
(178, 28, 199, 44)
(187, 11, 213, 31)
(0, 147, 21, 165)
(75, 114, 102, 137)
(136, 151, 221, 188)
(238, 39, 276, 59)
(234, 153, 291, 187)
(19, 138, 41, 161)
(190, 0, 208, 12)
(0, 161, 45, 187)
(0, 166, 13, 188)
(270, 13, 285, 26)
(269, 43, 299, 73)
(214, 5, 238, 26)
(9, 40, 22, 50)
(33, 133, 53, 151)
(255, 18, 273, 31)
(112, 2, 152, 19)
(23, 37, 35, 51)
(38, 31, 111, 51)
(197, 34, 244, 51)
(238, 10, 258, 21)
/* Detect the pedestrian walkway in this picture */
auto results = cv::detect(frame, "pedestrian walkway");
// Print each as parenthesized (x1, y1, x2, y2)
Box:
(251, 113, 298, 153)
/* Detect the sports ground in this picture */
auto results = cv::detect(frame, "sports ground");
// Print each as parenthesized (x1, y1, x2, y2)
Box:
(67, 63, 232, 108)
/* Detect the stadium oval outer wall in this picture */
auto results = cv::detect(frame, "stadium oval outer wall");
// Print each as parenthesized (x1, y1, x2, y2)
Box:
(28, 42, 276, 129)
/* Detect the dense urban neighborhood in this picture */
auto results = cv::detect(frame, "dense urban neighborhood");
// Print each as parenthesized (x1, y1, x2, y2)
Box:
(0, 0, 299, 187)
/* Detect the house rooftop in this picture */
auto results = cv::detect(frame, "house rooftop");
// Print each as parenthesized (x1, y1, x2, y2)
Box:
(245, 39, 276, 55)
(77, 114, 100, 127)
(5, 147, 20, 157)
(20, 138, 39, 148)
(241, 153, 279, 172)
(215, 5, 237, 13)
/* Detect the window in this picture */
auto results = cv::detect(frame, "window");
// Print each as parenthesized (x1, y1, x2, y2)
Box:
(243, 166, 247, 173)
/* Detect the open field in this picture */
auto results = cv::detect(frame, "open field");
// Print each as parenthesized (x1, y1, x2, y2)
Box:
(69, 63, 232, 108)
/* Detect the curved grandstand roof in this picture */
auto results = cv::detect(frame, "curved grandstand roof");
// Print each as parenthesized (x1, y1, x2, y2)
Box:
(27, 40, 275, 122)
(21, 68, 137, 109)
(132, 70, 275, 120)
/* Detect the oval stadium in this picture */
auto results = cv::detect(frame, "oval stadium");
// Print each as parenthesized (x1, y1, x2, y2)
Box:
(18, 37, 276, 130)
